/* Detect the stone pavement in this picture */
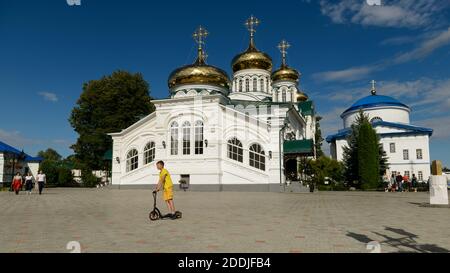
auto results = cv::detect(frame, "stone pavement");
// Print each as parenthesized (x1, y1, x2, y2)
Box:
(1, 188, 449, 253)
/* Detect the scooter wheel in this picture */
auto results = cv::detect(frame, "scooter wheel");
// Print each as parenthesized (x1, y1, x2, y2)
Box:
(149, 211, 160, 221)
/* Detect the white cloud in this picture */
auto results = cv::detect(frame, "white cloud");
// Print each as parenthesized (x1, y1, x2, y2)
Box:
(380, 35, 419, 46)
(38, 92, 58, 102)
(313, 65, 380, 82)
(313, 27, 450, 82)
(415, 116, 450, 139)
(0, 129, 39, 148)
(392, 27, 450, 64)
(320, 0, 449, 29)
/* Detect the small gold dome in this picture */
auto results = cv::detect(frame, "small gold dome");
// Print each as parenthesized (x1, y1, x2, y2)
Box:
(271, 65, 300, 82)
(296, 92, 308, 102)
(168, 52, 230, 90)
(231, 43, 273, 73)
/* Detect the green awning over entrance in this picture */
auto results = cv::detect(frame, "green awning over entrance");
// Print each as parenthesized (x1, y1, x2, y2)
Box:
(283, 139, 314, 155)
(103, 149, 112, 161)
(298, 101, 314, 116)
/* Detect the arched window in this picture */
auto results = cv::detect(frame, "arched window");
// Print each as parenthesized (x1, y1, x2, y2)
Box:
(239, 80, 243, 92)
(182, 121, 191, 155)
(281, 89, 287, 102)
(245, 79, 250, 92)
(260, 79, 265, 92)
(170, 121, 179, 155)
(253, 78, 257, 92)
(249, 144, 265, 171)
(126, 149, 139, 172)
(227, 138, 243, 163)
(371, 116, 383, 123)
(195, 120, 204, 155)
(143, 142, 155, 165)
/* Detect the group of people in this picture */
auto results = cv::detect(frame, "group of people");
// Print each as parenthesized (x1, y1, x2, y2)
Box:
(11, 170, 46, 195)
(386, 173, 418, 192)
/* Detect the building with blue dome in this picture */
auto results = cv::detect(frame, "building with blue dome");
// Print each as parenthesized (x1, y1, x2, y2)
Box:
(327, 82, 433, 182)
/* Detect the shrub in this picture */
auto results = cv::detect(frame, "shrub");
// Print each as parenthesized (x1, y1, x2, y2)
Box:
(81, 169, 99, 188)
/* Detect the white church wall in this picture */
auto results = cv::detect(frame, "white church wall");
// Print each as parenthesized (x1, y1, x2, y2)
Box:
(334, 139, 347, 161)
(0, 152, 4, 184)
(343, 107, 410, 128)
(333, 134, 431, 181)
(110, 92, 308, 190)
(375, 126, 407, 134)
(26, 162, 40, 177)
(380, 134, 431, 181)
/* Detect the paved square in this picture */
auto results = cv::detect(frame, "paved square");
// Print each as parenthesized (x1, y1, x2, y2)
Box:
(1, 188, 449, 253)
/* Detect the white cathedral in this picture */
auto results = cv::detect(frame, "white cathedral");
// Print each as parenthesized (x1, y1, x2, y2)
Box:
(109, 16, 317, 191)
(326, 82, 433, 182)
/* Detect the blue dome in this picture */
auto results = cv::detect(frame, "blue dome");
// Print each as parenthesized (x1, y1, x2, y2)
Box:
(342, 95, 409, 115)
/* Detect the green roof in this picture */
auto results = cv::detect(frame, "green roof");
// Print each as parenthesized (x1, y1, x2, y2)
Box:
(298, 101, 314, 116)
(283, 139, 314, 155)
(103, 149, 112, 161)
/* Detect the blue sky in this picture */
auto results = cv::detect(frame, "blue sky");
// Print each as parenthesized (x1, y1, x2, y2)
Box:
(1, 0, 449, 166)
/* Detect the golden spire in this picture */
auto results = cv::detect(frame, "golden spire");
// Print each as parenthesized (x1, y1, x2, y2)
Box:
(371, 80, 377, 95)
(245, 15, 260, 50)
(277, 40, 291, 67)
(192, 25, 209, 65)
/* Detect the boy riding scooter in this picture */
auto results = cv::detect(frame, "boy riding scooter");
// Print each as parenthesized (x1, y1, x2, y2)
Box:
(153, 161, 178, 220)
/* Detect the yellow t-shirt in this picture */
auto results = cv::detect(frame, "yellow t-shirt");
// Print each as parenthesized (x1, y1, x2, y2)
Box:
(159, 168, 173, 190)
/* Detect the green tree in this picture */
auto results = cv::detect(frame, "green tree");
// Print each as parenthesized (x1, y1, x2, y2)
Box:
(305, 156, 344, 186)
(38, 148, 62, 162)
(343, 110, 388, 190)
(69, 70, 155, 170)
(58, 167, 75, 187)
(81, 168, 99, 188)
(39, 160, 59, 186)
(342, 123, 359, 187)
(357, 121, 379, 190)
(315, 116, 324, 157)
(379, 144, 389, 177)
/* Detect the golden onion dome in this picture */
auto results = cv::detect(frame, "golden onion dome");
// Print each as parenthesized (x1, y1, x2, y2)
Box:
(168, 49, 230, 90)
(231, 43, 273, 73)
(295, 92, 308, 102)
(271, 65, 300, 82)
(232, 16, 273, 73)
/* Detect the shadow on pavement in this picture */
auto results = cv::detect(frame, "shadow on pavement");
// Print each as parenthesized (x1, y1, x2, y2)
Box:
(347, 226, 450, 253)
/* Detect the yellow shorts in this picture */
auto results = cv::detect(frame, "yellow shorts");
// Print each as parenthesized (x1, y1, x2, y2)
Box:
(163, 187, 173, 201)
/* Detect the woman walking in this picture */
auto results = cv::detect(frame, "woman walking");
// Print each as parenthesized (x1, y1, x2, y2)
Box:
(36, 170, 46, 195)
(11, 173, 23, 195)
(25, 172, 34, 195)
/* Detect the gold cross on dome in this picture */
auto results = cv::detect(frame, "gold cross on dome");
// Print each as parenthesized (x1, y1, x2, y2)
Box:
(278, 40, 291, 66)
(193, 26, 209, 50)
(245, 15, 260, 37)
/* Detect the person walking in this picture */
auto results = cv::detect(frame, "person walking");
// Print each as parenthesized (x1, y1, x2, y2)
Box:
(396, 173, 403, 192)
(11, 172, 23, 195)
(36, 170, 46, 195)
(24, 172, 34, 195)
(389, 173, 396, 192)
(411, 174, 418, 192)
(403, 173, 410, 192)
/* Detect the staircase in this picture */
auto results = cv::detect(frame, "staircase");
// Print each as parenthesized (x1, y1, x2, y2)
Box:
(282, 181, 311, 193)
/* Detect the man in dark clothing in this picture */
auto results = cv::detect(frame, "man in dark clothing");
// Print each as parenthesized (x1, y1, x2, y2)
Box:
(396, 174, 404, 192)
